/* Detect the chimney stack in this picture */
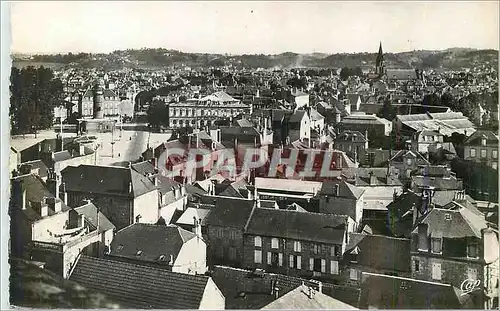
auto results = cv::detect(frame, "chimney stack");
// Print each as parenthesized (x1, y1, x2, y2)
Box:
(21, 185, 27, 210)
(40, 199, 49, 217)
(79, 144, 85, 156)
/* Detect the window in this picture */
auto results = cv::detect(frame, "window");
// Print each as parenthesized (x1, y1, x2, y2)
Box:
(229, 231, 237, 240)
(350, 268, 358, 280)
(493, 150, 498, 159)
(330, 260, 339, 274)
(229, 247, 236, 260)
(493, 162, 498, 170)
(278, 253, 283, 267)
(289, 255, 294, 268)
(467, 242, 478, 258)
(313, 244, 320, 255)
(254, 250, 262, 264)
(331, 245, 341, 257)
(470, 148, 476, 158)
(431, 263, 441, 280)
(481, 149, 487, 158)
(296, 256, 302, 270)
(431, 238, 442, 254)
(467, 268, 478, 280)
(482, 138, 487, 146)
(267, 252, 272, 265)
(271, 238, 279, 249)
(309, 258, 314, 271)
(254, 236, 262, 247)
(406, 158, 412, 166)
(294, 241, 301, 252)
(414, 260, 420, 272)
(216, 228, 223, 238)
(321, 259, 326, 273)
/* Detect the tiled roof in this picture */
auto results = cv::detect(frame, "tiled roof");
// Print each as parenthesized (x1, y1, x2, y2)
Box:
(74, 202, 115, 233)
(359, 272, 473, 309)
(61, 164, 157, 198)
(345, 234, 411, 272)
(245, 208, 348, 244)
(69, 256, 211, 309)
(262, 285, 357, 309)
(157, 175, 181, 195)
(110, 223, 196, 263)
(205, 196, 256, 229)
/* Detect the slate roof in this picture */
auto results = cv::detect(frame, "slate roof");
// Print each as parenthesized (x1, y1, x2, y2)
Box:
(19, 160, 49, 179)
(110, 223, 196, 264)
(74, 202, 115, 233)
(386, 69, 418, 80)
(255, 177, 322, 194)
(245, 208, 348, 244)
(411, 207, 488, 239)
(157, 175, 181, 195)
(389, 150, 429, 164)
(262, 285, 357, 309)
(211, 265, 361, 309)
(69, 256, 212, 309)
(205, 197, 256, 229)
(131, 160, 156, 176)
(10, 174, 71, 219)
(411, 175, 463, 190)
(289, 110, 306, 123)
(345, 234, 411, 272)
(464, 130, 498, 146)
(359, 272, 474, 309)
(176, 208, 212, 227)
(319, 180, 365, 199)
(335, 130, 367, 143)
(61, 164, 157, 198)
(308, 107, 325, 122)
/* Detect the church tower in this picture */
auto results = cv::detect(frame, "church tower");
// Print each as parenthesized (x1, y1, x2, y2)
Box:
(376, 42, 385, 76)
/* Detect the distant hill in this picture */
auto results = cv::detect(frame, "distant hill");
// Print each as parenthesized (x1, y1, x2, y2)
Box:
(12, 48, 498, 70)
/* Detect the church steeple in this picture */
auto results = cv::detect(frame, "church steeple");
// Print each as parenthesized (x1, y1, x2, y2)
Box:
(376, 41, 385, 75)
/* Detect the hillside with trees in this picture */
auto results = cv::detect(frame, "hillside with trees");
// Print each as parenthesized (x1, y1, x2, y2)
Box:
(13, 48, 498, 70)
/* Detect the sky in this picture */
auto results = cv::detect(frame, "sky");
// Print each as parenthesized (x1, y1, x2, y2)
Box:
(9, 1, 500, 55)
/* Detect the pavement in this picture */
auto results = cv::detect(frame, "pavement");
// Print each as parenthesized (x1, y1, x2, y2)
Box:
(11, 128, 172, 167)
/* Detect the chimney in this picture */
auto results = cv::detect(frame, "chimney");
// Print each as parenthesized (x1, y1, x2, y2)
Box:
(79, 144, 85, 156)
(333, 184, 340, 197)
(21, 186, 27, 210)
(193, 216, 202, 237)
(80, 214, 85, 228)
(40, 200, 49, 217)
(46, 197, 62, 213)
(307, 287, 314, 299)
(210, 179, 217, 196)
(129, 181, 132, 194)
(274, 286, 280, 299)
(417, 223, 429, 251)
(61, 182, 68, 205)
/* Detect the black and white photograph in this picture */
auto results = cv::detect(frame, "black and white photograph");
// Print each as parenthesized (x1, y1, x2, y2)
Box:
(4, 1, 499, 309)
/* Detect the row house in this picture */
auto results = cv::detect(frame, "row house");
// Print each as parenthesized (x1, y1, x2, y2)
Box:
(410, 198, 499, 309)
(242, 208, 355, 283)
(80, 87, 121, 118)
(108, 223, 206, 275)
(410, 130, 444, 154)
(317, 180, 365, 230)
(60, 164, 159, 230)
(10, 174, 115, 278)
(389, 149, 430, 182)
(341, 233, 411, 287)
(167, 91, 251, 128)
(463, 130, 498, 170)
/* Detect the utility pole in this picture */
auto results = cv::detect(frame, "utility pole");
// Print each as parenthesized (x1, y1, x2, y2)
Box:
(111, 122, 115, 158)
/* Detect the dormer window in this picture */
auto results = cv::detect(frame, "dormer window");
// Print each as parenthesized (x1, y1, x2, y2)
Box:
(467, 242, 478, 258)
(431, 237, 442, 254)
(135, 250, 142, 256)
(481, 138, 487, 146)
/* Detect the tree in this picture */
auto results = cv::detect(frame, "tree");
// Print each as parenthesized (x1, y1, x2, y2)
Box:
(422, 93, 441, 106)
(339, 67, 351, 80)
(10, 66, 64, 135)
(377, 99, 397, 121)
(146, 101, 169, 130)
